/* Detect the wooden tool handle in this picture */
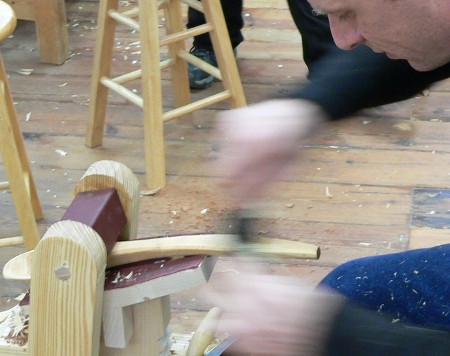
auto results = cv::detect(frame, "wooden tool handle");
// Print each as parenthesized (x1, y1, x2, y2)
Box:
(186, 307, 221, 356)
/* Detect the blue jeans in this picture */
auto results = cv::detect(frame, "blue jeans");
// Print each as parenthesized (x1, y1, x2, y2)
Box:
(320, 244, 450, 329)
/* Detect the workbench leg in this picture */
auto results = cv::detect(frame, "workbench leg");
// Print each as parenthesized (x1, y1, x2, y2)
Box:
(29, 221, 107, 356)
(34, 0, 70, 65)
(100, 296, 172, 356)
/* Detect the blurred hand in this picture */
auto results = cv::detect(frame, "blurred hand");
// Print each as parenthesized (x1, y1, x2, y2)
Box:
(215, 99, 327, 204)
(208, 268, 343, 355)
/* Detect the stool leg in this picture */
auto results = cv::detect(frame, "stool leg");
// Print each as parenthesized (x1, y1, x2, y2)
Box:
(34, 0, 70, 65)
(164, 0, 192, 114)
(0, 57, 42, 250)
(86, 0, 119, 148)
(139, 0, 166, 189)
(203, 0, 246, 108)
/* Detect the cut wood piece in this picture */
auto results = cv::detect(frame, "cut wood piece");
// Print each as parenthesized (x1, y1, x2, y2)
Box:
(108, 234, 320, 267)
(74, 160, 141, 241)
(3, 235, 320, 280)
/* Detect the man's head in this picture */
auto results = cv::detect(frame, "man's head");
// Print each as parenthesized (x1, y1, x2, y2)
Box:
(308, 0, 450, 71)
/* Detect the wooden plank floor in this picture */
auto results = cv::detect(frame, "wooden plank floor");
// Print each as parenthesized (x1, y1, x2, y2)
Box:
(1, 0, 450, 339)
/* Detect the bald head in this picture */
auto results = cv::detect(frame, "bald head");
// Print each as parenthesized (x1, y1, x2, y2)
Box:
(308, 0, 450, 71)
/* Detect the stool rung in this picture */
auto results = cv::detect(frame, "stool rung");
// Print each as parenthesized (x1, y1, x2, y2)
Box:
(121, 8, 140, 19)
(158, 0, 170, 9)
(110, 58, 175, 85)
(182, 0, 203, 13)
(108, 9, 140, 31)
(178, 49, 222, 80)
(0, 236, 24, 248)
(112, 69, 143, 85)
(115, 1, 169, 20)
(160, 23, 213, 47)
(101, 77, 143, 108)
(0, 181, 10, 190)
(163, 90, 231, 122)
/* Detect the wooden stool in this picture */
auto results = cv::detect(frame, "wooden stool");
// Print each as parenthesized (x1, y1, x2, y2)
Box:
(4, 0, 69, 65)
(0, 1, 43, 250)
(86, 0, 247, 190)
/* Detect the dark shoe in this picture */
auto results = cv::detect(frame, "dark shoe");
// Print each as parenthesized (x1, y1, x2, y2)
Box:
(188, 46, 218, 89)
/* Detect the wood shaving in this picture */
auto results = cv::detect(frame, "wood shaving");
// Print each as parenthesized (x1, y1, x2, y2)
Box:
(393, 122, 412, 131)
(55, 149, 68, 156)
(15, 69, 33, 76)
(0, 305, 29, 347)
(141, 188, 160, 196)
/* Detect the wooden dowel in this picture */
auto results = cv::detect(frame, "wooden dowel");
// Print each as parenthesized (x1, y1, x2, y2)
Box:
(108, 9, 140, 31)
(182, 0, 203, 13)
(110, 58, 174, 85)
(163, 91, 231, 122)
(121, 8, 140, 19)
(112, 69, 143, 84)
(158, 0, 170, 9)
(100, 77, 143, 108)
(160, 23, 213, 47)
(178, 49, 222, 79)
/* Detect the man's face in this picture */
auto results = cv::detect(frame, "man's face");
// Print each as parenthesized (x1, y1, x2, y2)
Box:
(307, 0, 450, 71)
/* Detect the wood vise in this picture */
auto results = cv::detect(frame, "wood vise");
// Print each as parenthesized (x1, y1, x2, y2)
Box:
(1, 160, 320, 355)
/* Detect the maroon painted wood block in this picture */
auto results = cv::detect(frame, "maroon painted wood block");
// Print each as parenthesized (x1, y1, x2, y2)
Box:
(61, 187, 127, 254)
(104, 255, 206, 289)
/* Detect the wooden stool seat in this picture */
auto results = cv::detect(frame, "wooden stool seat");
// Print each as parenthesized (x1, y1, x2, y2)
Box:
(0, 0, 43, 250)
(86, 0, 247, 190)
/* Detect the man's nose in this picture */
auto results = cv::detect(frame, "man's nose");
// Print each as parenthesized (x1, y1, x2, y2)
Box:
(328, 15, 365, 50)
